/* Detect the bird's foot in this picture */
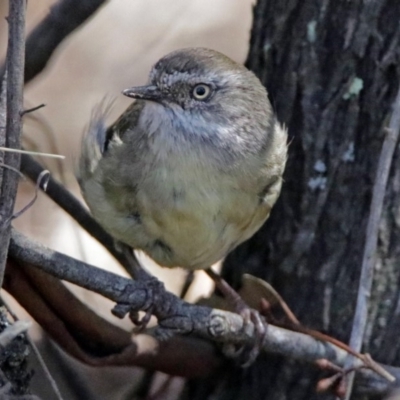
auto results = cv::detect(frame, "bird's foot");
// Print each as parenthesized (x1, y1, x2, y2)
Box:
(112, 274, 164, 331)
(206, 268, 267, 367)
(228, 304, 267, 367)
(111, 242, 164, 330)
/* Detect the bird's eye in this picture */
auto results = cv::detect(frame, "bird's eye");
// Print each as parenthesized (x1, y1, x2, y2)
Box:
(192, 84, 212, 101)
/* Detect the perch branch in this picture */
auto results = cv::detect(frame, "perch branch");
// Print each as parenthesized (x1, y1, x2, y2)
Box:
(8, 228, 398, 396)
(4, 260, 220, 377)
(345, 85, 400, 399)
(0, 0, 26, 287)
(0, 0, 108, 85)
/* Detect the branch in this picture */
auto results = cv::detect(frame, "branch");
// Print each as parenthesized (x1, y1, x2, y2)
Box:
(345, 85, 400, 398)
(19, 0, 107, 84)
(4, 261, 220, 377)
(7, 0, 140, 275)
(0, 62, 6, 191)
(0, 0, 26, 287)
(8, 229, 399, 397)
(19, 154, 126, 265)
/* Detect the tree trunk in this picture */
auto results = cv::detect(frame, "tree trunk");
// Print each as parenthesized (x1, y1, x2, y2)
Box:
(184, 1, 400, 399)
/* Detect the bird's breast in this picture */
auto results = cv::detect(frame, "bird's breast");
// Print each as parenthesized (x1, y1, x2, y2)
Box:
(85, 124, 278, 270)
(127, 144, 272, 269)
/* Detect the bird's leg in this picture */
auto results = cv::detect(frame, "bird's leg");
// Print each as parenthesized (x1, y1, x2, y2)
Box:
(117, 241, 152, 281)
(180, 271, 195, 299)
(206, 268, 267, 367)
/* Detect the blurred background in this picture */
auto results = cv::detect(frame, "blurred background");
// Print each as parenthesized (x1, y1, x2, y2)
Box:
(0, 0, 254, 398)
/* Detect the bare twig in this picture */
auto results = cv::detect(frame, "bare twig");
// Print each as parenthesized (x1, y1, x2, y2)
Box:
(0, 146, 65, 159)
(1, 0, 138, 273)
(24, 0, 107, 83)
(8, 228, 397, 396)
(20, 154, 132, 269)
(0, 0, 107, 87)
(344, 86, 400, 399)
(0, 161, 25, 178)
(21, 103, 45, 116)
(11, 170, 50, 220)
(26, 337, 65, 400)
(0, 70, 7, 189)
(20, 155, 115, 248)
(0, 0, 26, 288)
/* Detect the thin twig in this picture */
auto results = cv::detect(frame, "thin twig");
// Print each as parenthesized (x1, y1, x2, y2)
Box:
(20, 154, 131, 269)
(11, 170, 50, 221)
(2, 0, 137, 273)
(0, 147, 65, 159)
(26, 334, 65, 400)
(21, 103, 46, 116)
(0, 69, 7, 190)
(0, 162, 25, 179)
(344, 86, 400, 399)
(0, 0, 26, 288)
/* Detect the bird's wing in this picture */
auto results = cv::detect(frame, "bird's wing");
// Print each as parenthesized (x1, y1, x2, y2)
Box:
(77, 100, 145, 183)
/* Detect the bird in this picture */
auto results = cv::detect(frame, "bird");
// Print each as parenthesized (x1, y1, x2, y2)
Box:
(78, 48, 287, 276)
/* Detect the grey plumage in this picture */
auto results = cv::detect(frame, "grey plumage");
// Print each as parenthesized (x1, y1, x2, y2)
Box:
(78, 48, 287, 270)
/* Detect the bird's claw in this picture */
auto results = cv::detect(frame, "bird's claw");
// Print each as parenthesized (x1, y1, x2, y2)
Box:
(239, 307, 267, 367)
(112, 276, 164, 331)
(225, 304, 267, 367)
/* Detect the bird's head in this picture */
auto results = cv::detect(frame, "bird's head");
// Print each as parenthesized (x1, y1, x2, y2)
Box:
(123, 48, 270, 121)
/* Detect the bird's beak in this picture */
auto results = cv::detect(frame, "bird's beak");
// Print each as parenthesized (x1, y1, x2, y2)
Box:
(122, 85, 162, 102)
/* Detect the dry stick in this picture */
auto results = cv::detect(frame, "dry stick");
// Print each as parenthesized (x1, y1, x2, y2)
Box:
(0, 0, 107, 88)
(11, 170, 50, 221)
(0, 161, 25, 178)
(20, 154, 126, 266)
(21, 103, 46, 116)
(0, 71, 6, 188)
(24, 0, 107, 83)
(0, 0, 26, 288)
(3, 0, 138, 273)
(0, 146, 65, 159)
(8, 229, 396, 392)
(19, 154, 143, 278)
(344, 86, 400, 400)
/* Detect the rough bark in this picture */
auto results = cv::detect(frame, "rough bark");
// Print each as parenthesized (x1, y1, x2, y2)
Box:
(184, 1, 400, 399)
(0, 0, 25, 287)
